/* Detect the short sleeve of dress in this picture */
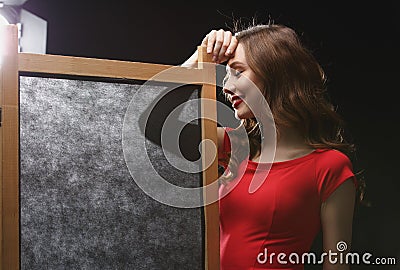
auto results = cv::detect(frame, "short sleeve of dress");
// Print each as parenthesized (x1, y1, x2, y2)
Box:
(217, 127, 233, 170)
(316, 150, 358, 202)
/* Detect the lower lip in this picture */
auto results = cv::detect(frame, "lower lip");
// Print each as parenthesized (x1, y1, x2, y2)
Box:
(232, 99, 243, 109)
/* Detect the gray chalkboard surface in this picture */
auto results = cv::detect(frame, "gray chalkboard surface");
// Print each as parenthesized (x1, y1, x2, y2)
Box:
(19, 75, 204, 270)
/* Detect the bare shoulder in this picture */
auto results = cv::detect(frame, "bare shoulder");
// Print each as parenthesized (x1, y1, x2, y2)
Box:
(315, 149, 353, 170)
(217, 127, 225, 150)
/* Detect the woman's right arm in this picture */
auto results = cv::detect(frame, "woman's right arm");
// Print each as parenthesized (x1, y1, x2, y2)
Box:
(217, 127, 226, 153)
(181, 29, 239, 154)
(181, 29, 239, 68)
(139, 29, 238, 161)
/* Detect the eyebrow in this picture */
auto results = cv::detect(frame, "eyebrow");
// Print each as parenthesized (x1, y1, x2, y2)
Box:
(227, 61, 247, 69)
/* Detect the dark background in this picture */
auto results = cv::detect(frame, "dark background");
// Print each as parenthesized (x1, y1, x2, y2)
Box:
(20, 0, 399, 268)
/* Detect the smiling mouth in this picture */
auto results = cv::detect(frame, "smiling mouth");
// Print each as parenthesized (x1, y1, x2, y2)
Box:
(231, 95, 244, 109)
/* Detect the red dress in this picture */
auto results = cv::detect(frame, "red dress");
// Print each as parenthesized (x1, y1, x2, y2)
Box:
(218, 128, 358, 270)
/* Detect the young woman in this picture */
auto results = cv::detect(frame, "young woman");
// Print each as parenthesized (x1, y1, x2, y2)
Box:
(182, 23, 363, 270)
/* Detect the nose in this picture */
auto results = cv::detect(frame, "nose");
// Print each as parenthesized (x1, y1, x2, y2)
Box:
(222, 87, 236, 104)
(223, 88, 235, 96)
(222, 74, 236, 95)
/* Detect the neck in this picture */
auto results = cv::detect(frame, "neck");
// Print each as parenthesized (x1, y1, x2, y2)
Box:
(255, 125, 314, 163)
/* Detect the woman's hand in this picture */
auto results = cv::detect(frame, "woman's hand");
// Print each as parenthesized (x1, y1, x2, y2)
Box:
(201, 29, 238, 63)
(181, 29, 238, 68)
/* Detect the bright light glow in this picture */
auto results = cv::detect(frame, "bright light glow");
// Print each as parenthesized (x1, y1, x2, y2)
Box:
(0, 15, 8, 66)
(0, 14, 8, 25)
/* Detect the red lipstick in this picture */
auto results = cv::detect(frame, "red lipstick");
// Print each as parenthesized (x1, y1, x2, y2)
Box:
(231, 95, 243, 109)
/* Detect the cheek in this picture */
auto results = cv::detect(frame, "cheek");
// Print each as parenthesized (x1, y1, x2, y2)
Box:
(242, 85, 264, 111)
(236, 76, 264, 98)
(235, 78, 252, 92)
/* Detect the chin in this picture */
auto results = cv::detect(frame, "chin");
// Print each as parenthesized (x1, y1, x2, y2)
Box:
(234, 112, 242, 120)
(234, 109, 254, 120)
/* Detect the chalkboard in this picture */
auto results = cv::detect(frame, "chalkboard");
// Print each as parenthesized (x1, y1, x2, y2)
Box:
(19, 75, 205, 269)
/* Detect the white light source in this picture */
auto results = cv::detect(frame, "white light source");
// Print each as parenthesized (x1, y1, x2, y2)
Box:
(0, 25, 6, 66)
(0, 1, 47, 54)
(0, 10, 10, 65)
(0, 14, 9, 25)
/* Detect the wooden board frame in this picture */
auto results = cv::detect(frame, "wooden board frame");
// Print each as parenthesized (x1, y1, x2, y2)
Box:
(0, 25, 219, 270)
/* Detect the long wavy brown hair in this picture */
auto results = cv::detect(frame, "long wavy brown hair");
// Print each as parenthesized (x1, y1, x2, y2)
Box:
(220, 23, 368, 206)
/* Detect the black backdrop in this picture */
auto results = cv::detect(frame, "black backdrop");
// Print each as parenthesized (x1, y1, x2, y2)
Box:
(19, 0, 400, 269)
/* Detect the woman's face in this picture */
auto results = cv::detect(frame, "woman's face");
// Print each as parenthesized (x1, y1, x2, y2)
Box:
(223, 43, 264, 120)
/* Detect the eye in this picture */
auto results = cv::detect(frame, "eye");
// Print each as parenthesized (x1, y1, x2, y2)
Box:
(222, 67, 243, 88)
(232, 69, 243, 78)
